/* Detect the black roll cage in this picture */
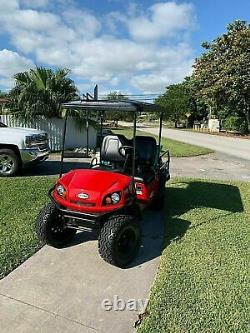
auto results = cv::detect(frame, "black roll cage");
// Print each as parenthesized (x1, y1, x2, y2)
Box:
(60, 99, 165, 180)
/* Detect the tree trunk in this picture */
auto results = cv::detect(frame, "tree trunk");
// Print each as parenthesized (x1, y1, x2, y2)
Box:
(174, 121, 178, 128)
(246, 107, 250, 133)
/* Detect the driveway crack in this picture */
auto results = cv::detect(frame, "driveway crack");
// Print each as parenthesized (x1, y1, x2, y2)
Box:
(0, 293, 104, 332)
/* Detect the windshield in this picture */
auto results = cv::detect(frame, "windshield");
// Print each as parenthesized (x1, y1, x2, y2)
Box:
(0, 122, 7, 127)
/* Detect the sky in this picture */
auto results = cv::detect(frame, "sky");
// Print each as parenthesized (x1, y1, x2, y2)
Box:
(0, 0, 249, 97)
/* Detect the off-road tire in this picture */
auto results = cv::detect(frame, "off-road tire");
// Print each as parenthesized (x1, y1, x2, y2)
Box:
(98, 215, 141, 268)
(35, 202, 76, 248)
(0, 149, 20, 177)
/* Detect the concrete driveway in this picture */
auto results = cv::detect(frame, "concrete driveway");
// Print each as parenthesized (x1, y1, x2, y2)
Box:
(0, 210, 164, 333)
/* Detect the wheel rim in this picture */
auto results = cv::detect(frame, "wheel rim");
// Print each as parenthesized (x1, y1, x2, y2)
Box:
(115, 226, 139, 261)
(0, 154, 15, 175)
(50, 217, 70, 241)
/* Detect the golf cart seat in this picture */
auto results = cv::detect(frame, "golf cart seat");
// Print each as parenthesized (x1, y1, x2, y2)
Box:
(101, 134, 129, 163)
(134, 136, 157, 184)
(93, 135, 157, 184)
(91, 134, 132, 172)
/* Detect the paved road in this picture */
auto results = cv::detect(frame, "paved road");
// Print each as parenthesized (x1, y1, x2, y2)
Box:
(0, 210, 164, 333)
(119, 122, 250, 161)
(143, 127, 250, 161)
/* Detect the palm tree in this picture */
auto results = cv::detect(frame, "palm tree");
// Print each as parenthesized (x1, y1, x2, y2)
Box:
(9, 67, 79, 118)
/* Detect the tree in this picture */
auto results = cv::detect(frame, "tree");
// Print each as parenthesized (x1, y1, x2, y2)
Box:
(192, 20, 250, 132)
(107, 91, 128, 101)
(0, 90, 9, 114)
(9, 67, 79, 118)
(155, 80, 193, 127)
(106, 91, 133, 123)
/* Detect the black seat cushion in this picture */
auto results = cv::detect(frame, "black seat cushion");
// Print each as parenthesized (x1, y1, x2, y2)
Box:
(100, 135, 131, 163)
(135, 136, 157, 165)
(133, 136, 157, 184)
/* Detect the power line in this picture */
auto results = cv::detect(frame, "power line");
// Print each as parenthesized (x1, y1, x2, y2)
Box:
(99, 93, 161, 97)
(98, 97, 158, 101)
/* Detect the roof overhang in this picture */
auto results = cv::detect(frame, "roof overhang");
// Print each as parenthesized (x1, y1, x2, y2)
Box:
(62, 99, 163, 113)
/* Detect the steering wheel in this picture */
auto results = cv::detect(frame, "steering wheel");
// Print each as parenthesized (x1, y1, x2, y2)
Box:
(90, 157, 98, 167)
(118, 145, 134, 157)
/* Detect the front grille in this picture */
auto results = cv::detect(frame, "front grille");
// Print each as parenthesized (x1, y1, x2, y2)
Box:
(37, 142, 49, 151)
(70, 200, 96, 207)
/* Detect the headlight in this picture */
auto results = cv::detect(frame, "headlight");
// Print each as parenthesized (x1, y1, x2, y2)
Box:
(104, 192, 121, 205)
(111, 192, 120, 204)
(25, 134, 48, 147)
(25, 135, 36, 147)
(56, 184, 66, 197)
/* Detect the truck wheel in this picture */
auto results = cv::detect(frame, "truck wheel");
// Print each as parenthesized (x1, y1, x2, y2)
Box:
(98, 215, 141, 268)
(35, 203, 76, 248)
(0, 149, 20, 177)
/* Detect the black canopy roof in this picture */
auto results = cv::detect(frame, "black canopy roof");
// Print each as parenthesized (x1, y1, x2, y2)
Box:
(62, 99, 163, 113)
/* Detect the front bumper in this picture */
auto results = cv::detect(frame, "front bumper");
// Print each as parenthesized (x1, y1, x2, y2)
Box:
(48, 187, 125, 230)
(20, 147, 50, 166)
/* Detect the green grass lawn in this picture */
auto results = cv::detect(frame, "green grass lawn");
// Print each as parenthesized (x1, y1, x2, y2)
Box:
(0, 176, 55, 279)
(139, 179, 250, 333)
(1, 177, 249, 332)
(112, 128, 213, 157)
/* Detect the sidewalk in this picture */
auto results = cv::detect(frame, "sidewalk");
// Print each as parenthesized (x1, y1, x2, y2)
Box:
(0, 211, 164, 333)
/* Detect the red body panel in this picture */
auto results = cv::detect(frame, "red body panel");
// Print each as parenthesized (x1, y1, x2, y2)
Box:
(53, 169, 158, 214)
(54, 169, 132, 213)
(135, 178, 159, 202)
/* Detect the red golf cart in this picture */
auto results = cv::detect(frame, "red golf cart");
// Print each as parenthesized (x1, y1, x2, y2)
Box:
(35, 99, 170, 268)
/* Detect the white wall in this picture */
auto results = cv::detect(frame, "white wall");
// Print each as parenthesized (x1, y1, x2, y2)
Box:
(0, 114, 97, 151)
(208, 119, 220, 132)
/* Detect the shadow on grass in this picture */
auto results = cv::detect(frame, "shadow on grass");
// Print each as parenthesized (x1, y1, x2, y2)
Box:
(163, 181, 244, 247)
(131, 180, 244, 267)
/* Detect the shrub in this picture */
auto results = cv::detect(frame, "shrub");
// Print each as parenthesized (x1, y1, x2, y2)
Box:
(223, 116, 248, 134)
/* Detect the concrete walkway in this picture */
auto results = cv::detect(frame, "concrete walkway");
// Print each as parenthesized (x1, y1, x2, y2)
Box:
(0, 211, 164, 333)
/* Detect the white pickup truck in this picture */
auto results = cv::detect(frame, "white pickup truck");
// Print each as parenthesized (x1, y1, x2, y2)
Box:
(0, 121, 50, 176)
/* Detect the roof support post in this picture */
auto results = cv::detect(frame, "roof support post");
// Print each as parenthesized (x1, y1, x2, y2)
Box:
(132, 111, 137, 181)
(100, 111, 104, 163)
(158, 112, 163, 155)
(86, 110, 89, 157)
(60, 111, 68, 177)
